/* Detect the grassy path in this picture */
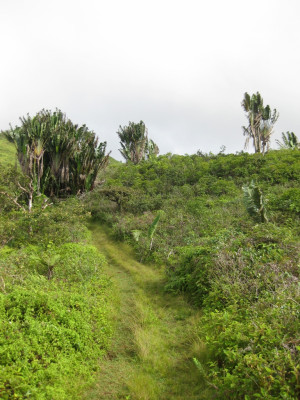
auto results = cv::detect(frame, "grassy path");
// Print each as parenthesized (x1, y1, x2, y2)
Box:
(84, 223, 211, 400)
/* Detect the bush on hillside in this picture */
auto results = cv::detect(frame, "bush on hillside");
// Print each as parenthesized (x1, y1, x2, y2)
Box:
(0, 243, 112, 399)
(84, 149, 300, 399)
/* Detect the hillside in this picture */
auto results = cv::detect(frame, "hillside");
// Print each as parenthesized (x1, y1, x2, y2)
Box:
(85, 149, 300, 399)
(1, 124, 299, 399)
(0, 133, 16, 165)
(0, 134, 114, 398)
(0, 128, 213, 399)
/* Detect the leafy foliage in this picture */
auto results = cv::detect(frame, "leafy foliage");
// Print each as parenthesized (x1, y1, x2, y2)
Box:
(276, 131, 300, 150)
(0, 259, 112, 399)
(148, 210, 163, 250)
(242, 92, 279, 155)
(242, 180, 268, 222)
(85, 149, 300, 398)
(117, 121, 159, 164)
(0, 185, 113, 398)
(3, 109, 110, 198)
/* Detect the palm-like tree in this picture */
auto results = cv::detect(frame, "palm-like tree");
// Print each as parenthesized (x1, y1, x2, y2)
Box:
(276, 131, 299, 150)
(242, 92, 279, 155)
(146, 139, 160, 160)
(117, 121, 159, 164)
(118, 121, 148, 164)
(4, 109, 109, 199)
(4, 114, 48, 195)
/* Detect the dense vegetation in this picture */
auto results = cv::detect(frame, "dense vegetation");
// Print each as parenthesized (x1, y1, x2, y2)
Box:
(1, 97, 299, 399)
(86, 149, 300, 399)
(3, 109, 109, 203)
(0, 137, 113, 399)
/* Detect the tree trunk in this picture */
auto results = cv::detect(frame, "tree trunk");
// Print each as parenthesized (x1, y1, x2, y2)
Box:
(28, 180, 34, 213)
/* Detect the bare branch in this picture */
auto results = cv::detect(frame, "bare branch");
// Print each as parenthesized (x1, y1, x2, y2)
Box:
(17, 182, 30, 194)
(0, 191, 26, 212)
(41, 198, 53, 210)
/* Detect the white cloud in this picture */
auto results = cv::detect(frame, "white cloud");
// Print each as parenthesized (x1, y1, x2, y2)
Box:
(1, 0, 299, 159)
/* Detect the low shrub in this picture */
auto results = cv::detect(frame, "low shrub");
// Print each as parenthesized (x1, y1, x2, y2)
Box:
(0, 241, 112, 399)
(200, 286, 300, 399)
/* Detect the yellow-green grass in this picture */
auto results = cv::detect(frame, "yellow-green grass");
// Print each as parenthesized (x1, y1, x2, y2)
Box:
(108, 156, 122, 166)
(84, 223, 212, 400)
(0, 133, 16, 165)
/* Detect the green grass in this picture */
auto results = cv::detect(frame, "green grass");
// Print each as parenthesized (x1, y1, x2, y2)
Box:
(84, 223, 212, 400)
(0, 133, 16, 165)
(109, 156, 122, 166)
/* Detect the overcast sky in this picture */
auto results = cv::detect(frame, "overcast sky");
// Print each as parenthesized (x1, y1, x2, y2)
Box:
(1, 0, 299, 160)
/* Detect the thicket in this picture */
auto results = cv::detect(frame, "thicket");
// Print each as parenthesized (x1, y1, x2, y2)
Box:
(0, 161, 113, 399)
(2, 109, 109, 200)
(86, 149, 300, 399)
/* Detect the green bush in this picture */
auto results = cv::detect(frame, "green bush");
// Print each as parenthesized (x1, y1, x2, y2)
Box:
(270, 187, 300, 214)
(0, 241, 112, 399)
(0, 198, 90, 248)
(200, 288, 300, 399)
(165, 245, 214, 306)
(84, 150, 300, 398)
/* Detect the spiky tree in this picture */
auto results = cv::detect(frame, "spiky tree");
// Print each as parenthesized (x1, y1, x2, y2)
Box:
(146, 139, 160, 160)
(4, 115, 48, 196)
(276, 131, 299, 150)
(4, 109, 109, 201)
(117, 121, 159, 164)
(242, 92, 279, 155)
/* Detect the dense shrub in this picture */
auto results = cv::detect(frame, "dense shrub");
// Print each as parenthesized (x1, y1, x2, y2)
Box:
(0, 243, 112, 399)
(270, 187, 300, 214)
(165, 245, 214, 306)
(200, 288, 299, 399)
(85, 150, 300, 398)
(0, 198, 90, 248)
(0, 181, 113, 400)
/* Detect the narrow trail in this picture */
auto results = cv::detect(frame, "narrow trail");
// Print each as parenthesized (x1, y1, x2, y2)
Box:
(84, 223, 211, 400)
